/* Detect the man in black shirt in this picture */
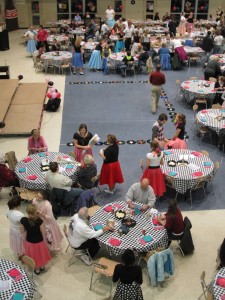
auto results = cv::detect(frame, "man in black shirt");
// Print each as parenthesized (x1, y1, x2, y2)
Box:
(202, 31, 214, 53)
(138, 46, 150, 73)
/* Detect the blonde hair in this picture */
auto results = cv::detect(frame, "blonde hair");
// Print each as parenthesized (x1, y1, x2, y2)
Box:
(84, 154, 94, 165)
(75, 37, 82, 47)
(26, 204, 39, 226)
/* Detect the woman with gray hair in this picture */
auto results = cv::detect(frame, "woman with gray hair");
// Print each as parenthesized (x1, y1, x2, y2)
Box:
(77, 154, 97, 189)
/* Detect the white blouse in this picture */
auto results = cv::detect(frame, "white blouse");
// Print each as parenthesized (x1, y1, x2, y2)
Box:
(146, 151, 163, 167)
(105, 9, 115, 20)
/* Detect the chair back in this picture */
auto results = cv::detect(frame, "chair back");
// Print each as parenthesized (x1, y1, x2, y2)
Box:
(209, 77, 217, 82)
(91, 174, 100, 188)
(5, 151, 18, 171)
(68, 151, 76, 160)
(212, 104, 222, 109)
(200, 150, 209, 156)
(21, 255, 35, 280)
(193, 104, 198, 112)
(200, 271, 207, 299)
(179, 216, 194, 255)
(214, 161, 220, 175)
(189, 77, 198, 80)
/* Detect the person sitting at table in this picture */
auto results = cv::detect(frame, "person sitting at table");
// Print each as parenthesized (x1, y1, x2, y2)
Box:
(166, 113, 187, 149)
(20, 204, 51, 274)
(204, 56, 222, 80)
(32, 190, 63, 251)
(131, 34, 141, 56)
(99, 134, 124, 194)
(46, 162, 84, 214)
(162, 12, 170, 22)
(213, 29, 224, 54)
(154, 12, 160, 21)
(126, 178, 156, 211)
(28, 129, 48, 155)
(73, 123, 93, 163)
(74, 13, 81, 24)
(216, 238, 225, 270)
(141, 141, 166, 198)
(77, 154, 97, 189)
(36, 43, 45, 59)
(152, 36, 163, 48)
(51, 39, 60, 51)
(214, 76, 225, 105)
(137, 46, 150, 73)
(202, 31, 214, 54)
(68, 207, 113, 266)
(101, 20, 110, 37)
(157, 200, 184, 246)
(120, 50, 134, 77)
(152, 113, 169, 150)
(84, 19, 96, 41)
(88, 43, 102, 71)
(7, 196, 25, 259)
(0, 153, 19, 188)
(113, 249, 143, 300)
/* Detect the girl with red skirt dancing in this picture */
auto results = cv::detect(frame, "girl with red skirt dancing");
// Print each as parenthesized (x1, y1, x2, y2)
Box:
(20, 204, 51, 274)
(99, 134, 124, 194)
(73, 124, 93, 163)
(141, 141, 166, 197)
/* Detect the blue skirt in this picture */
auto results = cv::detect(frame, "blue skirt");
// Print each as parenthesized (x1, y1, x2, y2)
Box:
(107, 19, 115, 27)
(26, 39, 37, 54)
(73, 52, 83, 68)
(88, 50, 102, 69)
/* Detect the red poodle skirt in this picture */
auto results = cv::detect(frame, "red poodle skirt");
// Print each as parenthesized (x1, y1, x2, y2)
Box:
(24, 241, 51, 268)
(141, 166, 166, 197)
(75, 147, 93, 163)
(166, 138, 187, 149)
(100, 161, 124, 188)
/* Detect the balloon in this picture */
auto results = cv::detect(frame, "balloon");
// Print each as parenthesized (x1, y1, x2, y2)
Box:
(173, 6, 176, 11)
(51, 92, 57, 99)
(200, 6, 204, 11)
(45, 77, 50, 83)
(18, 75, 23, 80)
(47, 92, 52, 98)
(56, 92, 61, 98)
(50, 87, 55, 93)
(48, 81, 54, 86)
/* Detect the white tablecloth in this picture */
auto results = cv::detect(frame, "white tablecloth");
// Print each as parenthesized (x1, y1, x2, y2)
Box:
(196, 108, 225, 134)
(41, 51, 72, 68)
(47, 34, 69, 43)
(209, 54, 225, 65)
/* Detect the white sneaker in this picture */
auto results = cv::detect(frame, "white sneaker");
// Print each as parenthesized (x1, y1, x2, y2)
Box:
(80, 72, 85, 75)
(81, 254, 92, 266)
(104, 189, 114, 194)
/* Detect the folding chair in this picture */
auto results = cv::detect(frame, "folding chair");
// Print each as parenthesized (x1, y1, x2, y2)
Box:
(91, 174, 101, 194)
(198, 271, 212, 300)
(89, 257, 119, 296)
(188, 176, 208, 208)
(63, 224, 91, 266)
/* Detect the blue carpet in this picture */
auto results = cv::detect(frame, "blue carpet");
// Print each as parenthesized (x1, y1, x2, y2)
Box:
(60, 63, 225, 211)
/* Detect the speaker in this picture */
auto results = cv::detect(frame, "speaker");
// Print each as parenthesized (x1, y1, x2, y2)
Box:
(0, 30, 9, 51)
(0, 65, 10, 79)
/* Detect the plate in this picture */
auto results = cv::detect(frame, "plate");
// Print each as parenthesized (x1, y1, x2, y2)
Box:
(167, 160, 177, 167)
(121, 218, 136, 228)
(115, 210, 126, 220)
(177, 160, 189, 166)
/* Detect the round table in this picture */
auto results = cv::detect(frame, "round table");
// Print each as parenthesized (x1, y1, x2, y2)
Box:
(181, 79, 216, 106)
(81, 41, 98, 51)
(70, 29, 85, 36)
(90, 201, 168, 256)
(212, 267, 225, 300)
(209, 54, 225, 65)
(47, 34, 69, 44)
(196, 108, 225, 134)
(0, 259, 35, 300)
(41, 51, 72, 68)
(183, 46, 205, 55)
(161, 149, 214, 194)
(108, 52, 138, 66)
(15, 152, 80, 190)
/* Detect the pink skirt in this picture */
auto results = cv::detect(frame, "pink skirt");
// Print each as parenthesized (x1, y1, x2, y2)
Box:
(75, 147, 93, 163)
(141, 167, 166, 197)
(9, 226, 25, 256)
(24, 241, 51, 268)
(100, 161, 124, 188)
(45, 220, 63, 251)
(178, 23, 186, 35)
(186, 22, 194, 33)
(166, 138, 187, 149)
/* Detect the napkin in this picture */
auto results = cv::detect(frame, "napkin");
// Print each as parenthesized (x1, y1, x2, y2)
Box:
(66, 164, 74, 170)
(198, 89, 204, 93)
(108, 238, 121, 246)
(19, 167, 26, 173)
(164, 150, 173, 155)
(62, 155, 69, 158)
(26, 175, 38, 180)
(192, 171, 203, 177)
(152, 218, 161, 226)
(204, 161, 212, 167)
(139, 238, 147, 245)
(113, 203, 122, 209)
(143, 235, 153, 242)
(216, 276, 225, 288)
(184, 81, 190, 84)
(220, 294, 225, 300)
(200, 117, 207, 122)
(183, 86, 190, 89)
(193, 80, 199, 82)
(166, 171, 177, 177)
(188, 163, 200, 170)
(191, 151, 203, 157)
(39, 152, 46, 157)
(134, 205, 141, 215)
(201, 110, 208, 114)
(92, 223, 103, 231)
(211, 89, 216, 92)
(104, 205, 113, 212)
(23, 157, 33, 163)
(220, 109, 225, 113)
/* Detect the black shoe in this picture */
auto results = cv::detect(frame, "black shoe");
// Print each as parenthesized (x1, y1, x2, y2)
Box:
(34, 270, 41, 275)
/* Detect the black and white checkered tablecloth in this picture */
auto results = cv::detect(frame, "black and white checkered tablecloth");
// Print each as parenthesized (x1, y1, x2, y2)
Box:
(196, 109, 225, 134)
(15, 152, 80, 190)
(161, 149, 214, 194)
(90, 201, 168, 256)
(0, 259, 35, 300)
(213, 267, 225, 300)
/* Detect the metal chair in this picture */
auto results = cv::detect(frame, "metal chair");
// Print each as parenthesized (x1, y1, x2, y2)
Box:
(5, 151, 18, 171)
(124, 61, 135, 76)
(44, 59, 55, 74)
(175, 79, 184, 102)
(200, 150, 209, 157)
(195, 95, 208, 109)
(165, 175, 179, 200)
(188, 176, 208, 209)
(188, 53, 200, 67)
(60, 59, 72, 75)
(21, 255, 43, 299)
(190, 104, 199, 130)
(196, 121, 212, 144)
(91, 174, 102, 194)
(209, 77, 217, 83)
(63, 224, 91, 266)
(198, 271, 209, 300)
(207, 161, 220, 194)
(189, 76, 198, 80)
(15, 187, 37, 201)
(89, 257, 119, 296)
(212, 104, 222, 109)
(87, 205, 101, 217)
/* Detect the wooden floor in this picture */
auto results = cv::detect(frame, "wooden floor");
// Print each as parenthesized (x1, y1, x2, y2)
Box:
(0, 81, 47, 135)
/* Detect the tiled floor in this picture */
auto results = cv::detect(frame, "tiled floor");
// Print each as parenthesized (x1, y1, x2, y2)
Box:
(0, 30, 224, 300)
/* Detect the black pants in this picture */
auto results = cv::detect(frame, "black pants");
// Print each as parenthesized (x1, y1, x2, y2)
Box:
(125, 38, 131, 51)
(77, 238, 100, 258)
(167, 229, 183, 247)
(37, 40, 49, 52)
